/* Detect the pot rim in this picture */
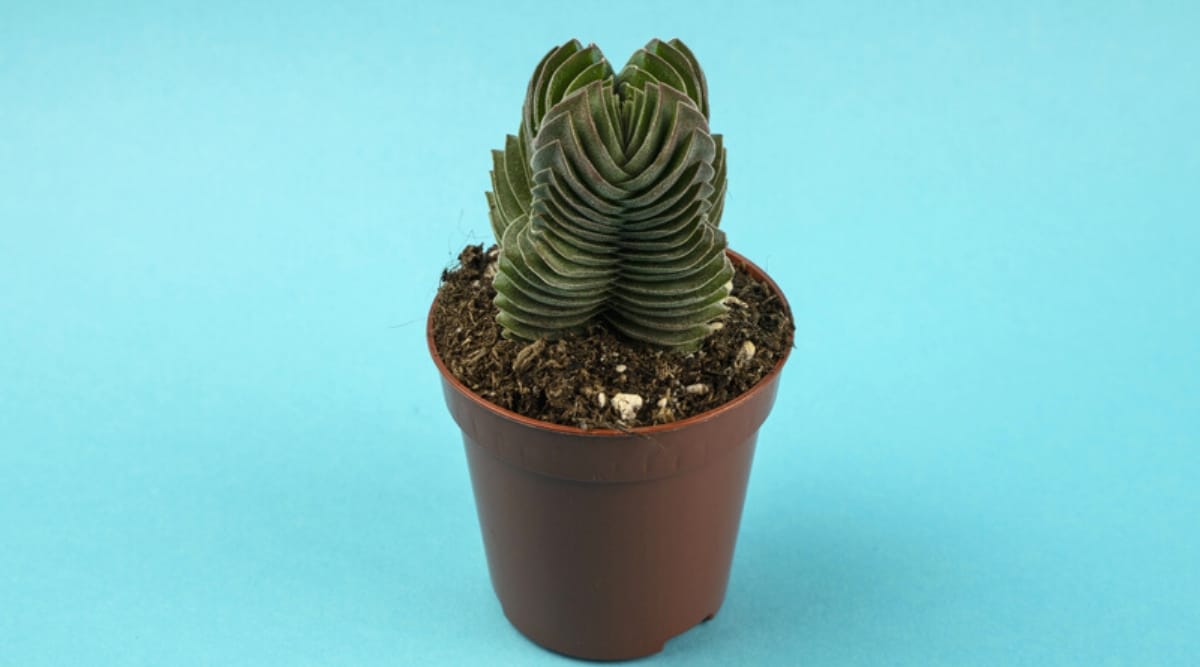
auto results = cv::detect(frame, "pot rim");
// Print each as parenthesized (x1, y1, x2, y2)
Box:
(427, 248, 793, 438)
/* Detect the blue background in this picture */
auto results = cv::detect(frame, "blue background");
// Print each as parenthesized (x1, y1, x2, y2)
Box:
(2, 2, 1197, 664)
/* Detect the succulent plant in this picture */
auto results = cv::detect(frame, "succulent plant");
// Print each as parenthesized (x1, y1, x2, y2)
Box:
(486, 38, 732, 350)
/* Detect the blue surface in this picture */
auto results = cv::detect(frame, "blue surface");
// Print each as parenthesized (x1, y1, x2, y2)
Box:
(2, 2, 1198, 665)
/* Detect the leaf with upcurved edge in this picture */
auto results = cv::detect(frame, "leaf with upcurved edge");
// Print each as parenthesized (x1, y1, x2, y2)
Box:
(486, 39, 733, 350)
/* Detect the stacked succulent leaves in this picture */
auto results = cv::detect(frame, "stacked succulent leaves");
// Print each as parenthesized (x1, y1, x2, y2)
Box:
(487, 39, 732, 350)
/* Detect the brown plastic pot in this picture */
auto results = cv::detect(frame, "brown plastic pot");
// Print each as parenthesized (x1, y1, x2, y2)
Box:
(427, 250, 792, 661)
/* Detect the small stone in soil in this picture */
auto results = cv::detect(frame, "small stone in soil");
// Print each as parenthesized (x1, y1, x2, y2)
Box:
(735, 340, 757, 369)
(611, 393, 643, 421)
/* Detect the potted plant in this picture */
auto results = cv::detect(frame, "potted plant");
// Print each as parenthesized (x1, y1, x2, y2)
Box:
(427, 38, 794, 660)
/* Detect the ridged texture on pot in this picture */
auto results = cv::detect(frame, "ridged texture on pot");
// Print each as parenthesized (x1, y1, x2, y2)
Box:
(487, 39, 731, 350)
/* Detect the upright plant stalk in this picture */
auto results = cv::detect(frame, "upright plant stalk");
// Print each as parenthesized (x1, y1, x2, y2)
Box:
(487, 38, 731, 350)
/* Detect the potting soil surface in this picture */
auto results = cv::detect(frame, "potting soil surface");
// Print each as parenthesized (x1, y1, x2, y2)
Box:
(431, 244, 794, 429)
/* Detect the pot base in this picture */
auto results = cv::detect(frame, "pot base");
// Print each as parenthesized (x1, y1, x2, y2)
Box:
(504, 607, 719, 661)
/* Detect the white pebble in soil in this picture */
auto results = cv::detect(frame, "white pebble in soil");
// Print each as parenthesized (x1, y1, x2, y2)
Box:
(735, 340, 757, 369)
(610, 393, 643, 422)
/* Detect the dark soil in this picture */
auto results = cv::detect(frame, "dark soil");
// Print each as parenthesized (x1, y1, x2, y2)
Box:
(431, 245, 794, 430)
